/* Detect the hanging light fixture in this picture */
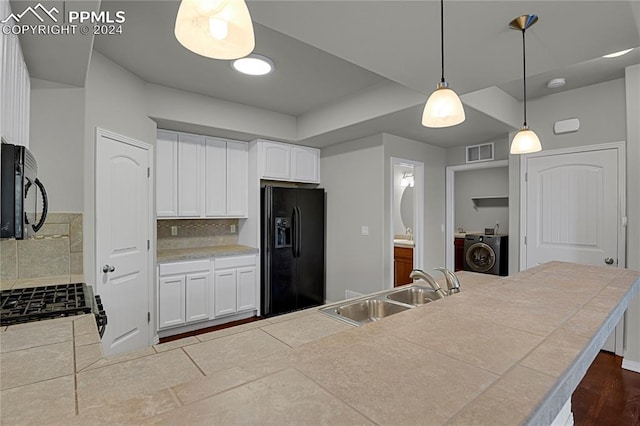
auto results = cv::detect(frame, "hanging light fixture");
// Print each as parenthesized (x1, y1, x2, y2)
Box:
(174, 0, 255, 60)
(509, 14, 542, 154)
(422, 0, 465, 128)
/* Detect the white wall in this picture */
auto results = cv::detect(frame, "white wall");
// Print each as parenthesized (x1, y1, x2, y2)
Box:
(454, 167, 509, 235)
(83, 51, 157, 285)
(320, 134, 385, 301)
(29, 81, 84, 212)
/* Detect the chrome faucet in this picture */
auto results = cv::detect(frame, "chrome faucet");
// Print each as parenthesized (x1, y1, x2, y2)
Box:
(409, 269, 447, 298)
(432, 267, 461, 295)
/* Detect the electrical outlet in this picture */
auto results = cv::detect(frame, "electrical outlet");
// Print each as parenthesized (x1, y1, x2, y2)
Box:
(361, 226, 369, 236)
(170, 225, 178, 236)
(230, 224, 236, 234)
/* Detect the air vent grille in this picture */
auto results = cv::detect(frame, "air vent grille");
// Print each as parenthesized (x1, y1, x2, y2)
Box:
(466, 142, 494, 163)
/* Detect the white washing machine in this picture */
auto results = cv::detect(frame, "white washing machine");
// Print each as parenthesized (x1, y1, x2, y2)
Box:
(462, 234, 508, 276)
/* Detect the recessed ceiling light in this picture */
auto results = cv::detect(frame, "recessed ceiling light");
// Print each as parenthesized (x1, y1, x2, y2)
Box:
(602, 48, 633, 58)
(547, 78, 566, 89)
(232, 54, 274, 76)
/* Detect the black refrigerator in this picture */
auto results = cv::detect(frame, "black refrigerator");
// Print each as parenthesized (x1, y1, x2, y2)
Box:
(261, 186, 325, 317)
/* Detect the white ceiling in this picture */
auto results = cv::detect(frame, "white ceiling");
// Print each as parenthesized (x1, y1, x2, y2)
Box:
(14, 0, 640, 148)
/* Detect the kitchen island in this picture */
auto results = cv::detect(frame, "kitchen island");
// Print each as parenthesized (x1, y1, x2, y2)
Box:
(1, 262, 638, 425)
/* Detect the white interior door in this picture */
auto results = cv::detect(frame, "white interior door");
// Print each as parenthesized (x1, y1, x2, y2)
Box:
(96, 129, 152, 356)
(524, 147, 622, 269)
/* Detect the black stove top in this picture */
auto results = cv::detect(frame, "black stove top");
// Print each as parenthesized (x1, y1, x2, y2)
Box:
(0, 283, 107, 336)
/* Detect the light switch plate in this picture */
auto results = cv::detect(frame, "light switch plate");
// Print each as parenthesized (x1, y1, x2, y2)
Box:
(170, 225, 178, 236)
(230, 224, 236, 234)
(361, 226, 369, 236)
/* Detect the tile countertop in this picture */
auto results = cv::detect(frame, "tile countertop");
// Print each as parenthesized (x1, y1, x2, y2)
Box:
(1, 262, 639, 425)
(156, 244, 258, 263)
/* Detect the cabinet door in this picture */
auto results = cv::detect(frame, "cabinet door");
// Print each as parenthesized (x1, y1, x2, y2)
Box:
(214, 269, 237, 316)
(261, 141, 291, 180)
(226, 141, 248, 217)
(185, 272, 210, 323)
(178, 133, 204, 217)
(156, 131, 179, 217)
(204, 137, 227, 217)
(236, 266, 257, 312)
(291, 146, 320, 183)
(158, 275, 186, 329)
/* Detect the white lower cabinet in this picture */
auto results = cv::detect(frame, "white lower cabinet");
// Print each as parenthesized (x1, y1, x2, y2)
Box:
(158, 260, 212, 330)
(213, 255, 257, 318)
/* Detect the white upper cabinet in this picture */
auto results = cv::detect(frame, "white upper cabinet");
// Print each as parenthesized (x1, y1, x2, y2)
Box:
(260, 141, 291, 180)
(226, 141, 248, 216)
(156, 130, 248, 218)
(258, 140, 320, 183)
(177, 133, 204, 217)
(1, 4, 30, 148)
(291, 146, 320, 183)
(156, 131, 179, 217)
(204, 137, 227, 217)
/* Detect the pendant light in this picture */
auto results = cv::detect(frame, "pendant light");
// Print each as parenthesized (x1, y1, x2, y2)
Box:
(422, 0, 465, 128)
(174, 0, 255, 60)
(509, 14, 542, 154)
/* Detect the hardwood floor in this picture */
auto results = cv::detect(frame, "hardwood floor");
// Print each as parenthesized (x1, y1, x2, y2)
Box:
(572, 351, 640, 425)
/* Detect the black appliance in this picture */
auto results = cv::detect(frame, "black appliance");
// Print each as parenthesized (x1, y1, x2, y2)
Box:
(1, 143, 48, 239)
(261, 186, 325, 316)
(0, 283, 107, 337)
(463, 234, 508, 276)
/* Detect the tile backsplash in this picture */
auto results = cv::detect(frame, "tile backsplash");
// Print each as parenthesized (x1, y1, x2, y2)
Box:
(0, 213, 83, 281)
(157, 219, 239, 250)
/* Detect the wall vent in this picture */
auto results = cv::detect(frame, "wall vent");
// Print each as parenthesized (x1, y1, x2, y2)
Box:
(466, 142, 494, 163)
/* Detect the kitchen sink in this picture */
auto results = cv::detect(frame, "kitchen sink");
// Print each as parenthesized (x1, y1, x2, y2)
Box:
(320, 279, 459, 327)
(336, 299, 411, 323)
(386, 286, 441, 305)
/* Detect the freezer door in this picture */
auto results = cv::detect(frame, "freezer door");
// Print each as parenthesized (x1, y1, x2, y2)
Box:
(295, 188, 325, 309)
(261, 187, 297, 316)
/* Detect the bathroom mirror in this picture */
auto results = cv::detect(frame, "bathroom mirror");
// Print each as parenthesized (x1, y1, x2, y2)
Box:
(400, 186, 413, 231)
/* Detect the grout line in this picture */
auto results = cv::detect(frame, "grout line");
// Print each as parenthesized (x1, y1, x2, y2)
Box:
(71, 321, 79, 416)
(294, 367, 381, 425)
(180, 347, 207, 377)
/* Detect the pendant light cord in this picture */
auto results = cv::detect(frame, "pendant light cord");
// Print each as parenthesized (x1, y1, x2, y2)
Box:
(522, 28, 527, 127)
(440, 0, 445, 83)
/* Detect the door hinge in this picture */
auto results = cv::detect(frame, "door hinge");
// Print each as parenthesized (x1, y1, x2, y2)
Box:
(524, 172, 528, 182)
(147, 240, 150, 251)
(147, 312, 151, 323)
(524, 236, 527, 245)
(147, 167, 150, 178)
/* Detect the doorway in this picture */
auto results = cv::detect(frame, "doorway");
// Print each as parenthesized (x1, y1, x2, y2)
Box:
(390, 158, 424, 288)
(95, 128, 154, 356)
(445, 160, 509, 271)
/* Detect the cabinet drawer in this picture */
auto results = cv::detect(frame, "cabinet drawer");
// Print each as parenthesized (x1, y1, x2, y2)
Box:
(159, 259, 211, 276)
(215, 255, 256, 270)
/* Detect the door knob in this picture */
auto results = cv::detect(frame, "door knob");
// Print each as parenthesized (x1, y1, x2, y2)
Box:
(102, 264, 116, 273)
(604, 257, 615, 265)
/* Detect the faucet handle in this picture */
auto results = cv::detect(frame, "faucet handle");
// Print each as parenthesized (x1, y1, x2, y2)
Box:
(433, 267, 461, 294)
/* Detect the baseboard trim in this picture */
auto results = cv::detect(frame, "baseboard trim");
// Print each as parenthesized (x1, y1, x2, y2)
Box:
(622, 358, 640, 373)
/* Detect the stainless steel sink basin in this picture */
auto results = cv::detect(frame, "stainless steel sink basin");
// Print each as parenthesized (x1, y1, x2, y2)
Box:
(386, 286, 441, 305)
(336, 299, 410, 323)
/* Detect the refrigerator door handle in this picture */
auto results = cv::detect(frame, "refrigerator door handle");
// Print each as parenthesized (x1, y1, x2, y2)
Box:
(291, 207, 298, 258)
(296, 206, 302, 257)
(263, 186, 272, 315)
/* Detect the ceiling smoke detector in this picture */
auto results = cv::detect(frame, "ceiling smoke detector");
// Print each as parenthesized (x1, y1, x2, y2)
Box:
(547, 78, 566, 89)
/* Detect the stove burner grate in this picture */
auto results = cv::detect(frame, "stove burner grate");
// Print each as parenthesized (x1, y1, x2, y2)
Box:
(0, 283, 93, 326)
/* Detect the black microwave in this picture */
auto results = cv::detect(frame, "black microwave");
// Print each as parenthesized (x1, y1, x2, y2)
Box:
(1, 143, 48, 239)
